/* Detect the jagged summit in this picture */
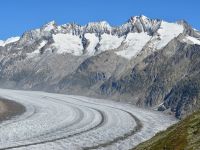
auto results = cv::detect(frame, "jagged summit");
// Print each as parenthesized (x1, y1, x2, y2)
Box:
(128, 15, 150, 22)
(42, 20, 57, 32)
(1, 15, 198, 44)
(85, 21, 112, 34)
(11, 15, 196, 45)
(1, 15, 199, 59)
(86, 21, 111, 29)
(1, 15, 199, 58)
(35, 15, 162, 37)
(43, 16, 197, 39)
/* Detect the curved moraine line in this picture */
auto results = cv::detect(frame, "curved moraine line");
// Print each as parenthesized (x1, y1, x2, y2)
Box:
(0, 89, 177, 150)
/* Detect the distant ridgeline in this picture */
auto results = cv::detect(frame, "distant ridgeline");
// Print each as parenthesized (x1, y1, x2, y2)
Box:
(0, 15, 200, 118)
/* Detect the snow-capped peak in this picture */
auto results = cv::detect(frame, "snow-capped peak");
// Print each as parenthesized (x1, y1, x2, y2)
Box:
(193, 28, 199, 32)
(48, 20, 56, 25)
(85, 21, 112, 34)
(86, 21, 111, 29)
(0, 37, 20, 47)
(183, 36, 200, 45)
(128, 15, 150, 23)
(126, 15, 161, 33)
(1, 16, 191, 60)
(42, 20, 57, 32)
(155, 21, 184, 49)
(140, 15, 148, 20)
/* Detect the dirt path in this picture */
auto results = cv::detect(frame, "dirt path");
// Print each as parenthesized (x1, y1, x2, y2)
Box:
(0, 98, 25, 123)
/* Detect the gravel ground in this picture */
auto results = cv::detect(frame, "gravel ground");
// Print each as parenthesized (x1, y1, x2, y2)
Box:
(0, 98, 25, 123)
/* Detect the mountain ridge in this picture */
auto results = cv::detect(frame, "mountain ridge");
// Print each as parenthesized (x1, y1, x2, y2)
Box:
(0, 15, 200, 118)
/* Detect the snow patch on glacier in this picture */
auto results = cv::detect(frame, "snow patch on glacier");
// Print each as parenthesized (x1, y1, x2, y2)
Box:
(84, 33, 99, 55)
(183, 36, 200, 45)
(155, 21, 184, 49)
(52, 33, 83, 55)
(98, 34, 124, 52)
(115, 32, 151, 59)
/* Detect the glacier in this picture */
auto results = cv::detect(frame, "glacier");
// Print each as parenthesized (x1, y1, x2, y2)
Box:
(0, 89, 177, 150)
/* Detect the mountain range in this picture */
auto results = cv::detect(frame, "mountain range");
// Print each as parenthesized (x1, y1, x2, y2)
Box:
(0, 15, 200, 118)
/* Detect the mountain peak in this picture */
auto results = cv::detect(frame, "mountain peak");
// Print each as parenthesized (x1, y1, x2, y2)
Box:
(42, 20, 57, 32)
(0, 36, 20, 47)
(85, 21, 112, 34)
(128, 15, 150, 23)
(140, 15, 148, 19)
(86, 21, 111, 28)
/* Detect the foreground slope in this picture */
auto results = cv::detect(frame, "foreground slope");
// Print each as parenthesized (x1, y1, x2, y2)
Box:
(134, 110, 200, 150)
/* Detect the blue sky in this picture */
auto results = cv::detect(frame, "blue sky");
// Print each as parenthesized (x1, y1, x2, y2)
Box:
(0, 0, 199, 40)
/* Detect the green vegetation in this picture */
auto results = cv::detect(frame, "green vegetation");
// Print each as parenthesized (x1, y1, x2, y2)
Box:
(134, 110, 200, 150)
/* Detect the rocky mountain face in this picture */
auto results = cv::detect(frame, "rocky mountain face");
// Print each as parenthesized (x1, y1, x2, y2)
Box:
(0, 15, 200, 118)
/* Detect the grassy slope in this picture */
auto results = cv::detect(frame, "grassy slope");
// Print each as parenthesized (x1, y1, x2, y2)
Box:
(134, 110, 200, 150)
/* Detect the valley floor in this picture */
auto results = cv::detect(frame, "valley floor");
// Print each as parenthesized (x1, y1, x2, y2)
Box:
(0, 89, 177, 150)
